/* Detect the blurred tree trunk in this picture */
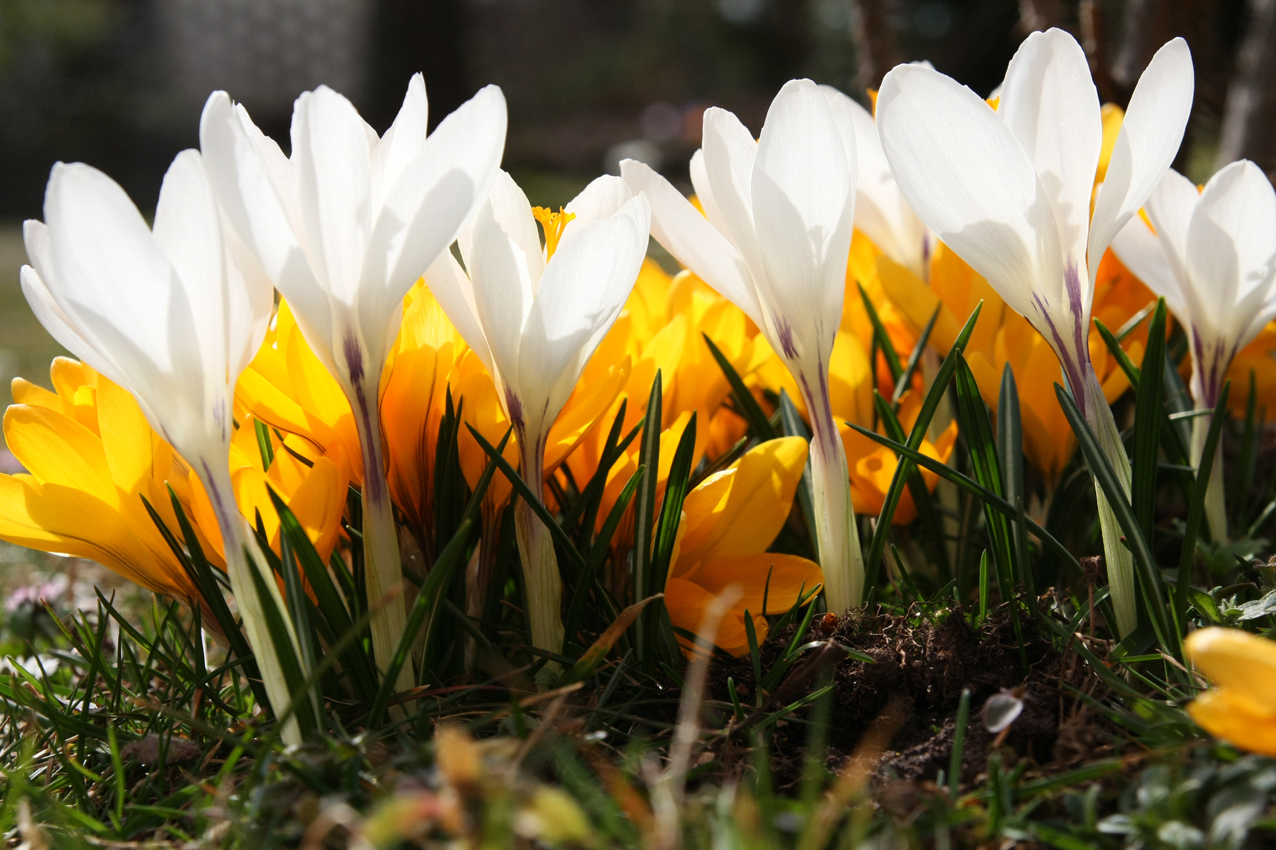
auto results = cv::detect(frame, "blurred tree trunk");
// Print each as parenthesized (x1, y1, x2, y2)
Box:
(1217, 0, 1276, 176)
(1110, 0, 1227, 112)
(368, 0, 469, 131)
(851, 0, 903, 91)
(1017, 0, 1069, 34)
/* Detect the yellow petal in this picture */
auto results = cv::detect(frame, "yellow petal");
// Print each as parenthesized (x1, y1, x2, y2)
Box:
(1187, 689, 1276, 757)
(683, 552, 822, 617)
(285, 455, 347, 563)
(1185, 627, 1276, 717)
(878, 255, 959, 355)
(4, 405, 117, 505)
(678, 436, 808, 562)
(664, 577, 749, 657)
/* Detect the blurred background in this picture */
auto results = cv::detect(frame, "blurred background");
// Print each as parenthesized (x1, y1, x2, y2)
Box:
(0, 0, 1272, 408)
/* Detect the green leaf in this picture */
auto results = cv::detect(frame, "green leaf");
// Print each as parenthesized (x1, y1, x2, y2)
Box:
(633, 370, 663, 659)
(464, 423, 588, 576)
(365, 517, 474, 729)
(1176, 381, 1231, 629)
(564, 465, 644, 648)
(1132, 298, 1168, 544)
(846, 423, 1084, 579)
(647, 413, 698, 666)
(561, 594, 663, 685)
(858, 282, 903, 382)
(266, 488, 378, 696)
(874, 391, 950, 580)
(1053, 383, 1174, 655)
(704, 334, 776, 442)
(891, 303, 942, 408)
(778, 389, 817, 559)
(866, 301, 984, 577)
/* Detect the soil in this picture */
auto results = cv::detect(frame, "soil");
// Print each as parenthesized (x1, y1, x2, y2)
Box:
(707, 601, 1112, 794)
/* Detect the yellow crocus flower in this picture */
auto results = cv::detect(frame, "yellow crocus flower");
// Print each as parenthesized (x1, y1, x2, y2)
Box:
(0, 359, 218, 608)
(236, 299, 364, 488)
(0, 358, 354, 624)
(665, 436, 823, 656)
(1184, 627, 1276, 757)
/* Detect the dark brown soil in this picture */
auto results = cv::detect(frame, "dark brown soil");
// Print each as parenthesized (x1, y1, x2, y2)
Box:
(708, 602, 1111, 793)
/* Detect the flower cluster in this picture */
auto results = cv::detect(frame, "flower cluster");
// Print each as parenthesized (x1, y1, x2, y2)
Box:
(2, 28, 1274, 750)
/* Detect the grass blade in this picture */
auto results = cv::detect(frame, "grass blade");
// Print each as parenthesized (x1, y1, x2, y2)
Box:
(1176, 381, 1231, 630)
(1131, 298, 1168, 544)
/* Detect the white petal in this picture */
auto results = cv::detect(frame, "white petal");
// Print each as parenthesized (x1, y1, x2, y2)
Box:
(1143, 168, 1200, 319)
(223, 223, 275, 383)
(620, 158, 765, 327)
(751, 78, 855, 366)
(1087, 37, 1194, 281)
(367, 84, 507, 311)
(43, 162, 177, 371)
(1110, 211, 1185, 317)
(19, 264, 126, 390)
(516, 196, 649, 435)
(701, 106, 763, 272)
(688, 149, 728, 234)
(486, 169, 543, 286)
(877, 64, 1066, 336)
(370, 73, 428, 211)
(565, 174, 633, 227)
(201, 92, 330, 363)
(469, 198, 534, 405)
(998, 28, 1101, 292)
(152, 150, 227, 380)
(292, 86, 373, 304)
(424, 250, 495, 379)
(1186, 160, 1276, 349)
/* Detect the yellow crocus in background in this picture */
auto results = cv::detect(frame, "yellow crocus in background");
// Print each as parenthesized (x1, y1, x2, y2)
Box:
(665, 436, 823, 656)
(0, 358, 355, 626)
(0, 359, 220, 613)
(1184, 627, 1276, 757)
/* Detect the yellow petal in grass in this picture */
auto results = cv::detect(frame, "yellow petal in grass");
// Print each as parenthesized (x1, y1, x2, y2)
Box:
(1186, 627, 1276, 718)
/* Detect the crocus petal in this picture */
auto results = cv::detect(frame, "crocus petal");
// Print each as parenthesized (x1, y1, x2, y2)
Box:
(752, 79, 854, 365)
(369, 73, 428, 211)
(701, 107, 763, 271)
(368, 85, 508, 327)
(1185, 627, 1276, 715)
(1111, 211, 1185, 317)
(424, 250, 496, 380)
(678, 436, 808, 561)
(292, 86, 373, 305)
(687, 552, 823, 616)
(620, 159, 765, 328)
(1087, 37, 1194, 280)
(468, 198, 536, 404)
(1185, 160, 1276, 349)
(998, 28, 1101, 287)
(201, 92, 332, 366)
(1187, 689, 1276, 757)
(876, 64, 1064, 330)
(516, 196, 650, 435)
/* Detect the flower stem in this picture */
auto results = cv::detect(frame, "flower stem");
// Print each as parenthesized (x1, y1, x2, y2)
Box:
(514, 431, 565, 657)
(798, 367, 864, 611)
(1191, 413, 1228, 543)
(353, 389, 413, 693)
(200, 458, 304, 746)
(1079, 366, 1138, 638)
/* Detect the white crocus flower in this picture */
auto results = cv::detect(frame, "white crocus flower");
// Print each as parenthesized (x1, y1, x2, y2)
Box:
(622, 78, 865, 611)
(199, 75, 507, 688)
(1113, 161, 1276, 542)
(21, 154, 306, 744)
(875, 29, 1194, 638)
(426, 171, 650, 655)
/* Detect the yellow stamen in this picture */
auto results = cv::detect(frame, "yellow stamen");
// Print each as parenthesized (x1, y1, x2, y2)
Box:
(533, 206, 576, 260)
